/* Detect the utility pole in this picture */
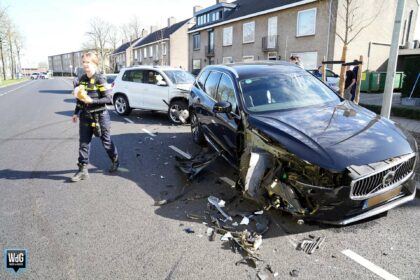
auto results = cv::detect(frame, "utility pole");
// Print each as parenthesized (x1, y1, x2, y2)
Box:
(381, 0, 405, 118)
(0, 37, 6, 80)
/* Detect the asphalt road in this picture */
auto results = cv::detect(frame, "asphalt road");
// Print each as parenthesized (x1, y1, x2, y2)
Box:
(0, 78, 419, 280)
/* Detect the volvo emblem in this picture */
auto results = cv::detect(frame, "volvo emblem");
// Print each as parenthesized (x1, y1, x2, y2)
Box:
(383, 171, 396, 186)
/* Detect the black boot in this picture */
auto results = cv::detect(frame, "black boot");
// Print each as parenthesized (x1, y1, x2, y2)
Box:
(71, 163, 89, 182)
(109, 157, 119, 173)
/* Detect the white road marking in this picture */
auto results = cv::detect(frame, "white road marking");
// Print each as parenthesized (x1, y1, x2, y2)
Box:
(142, 128, 156, 137)
(124, 118, 134, 124)
(341, 250, 400, 280)
(219, 177, 236, 188)
(0, 81, 36, 97)
(169, 145, 191, 159)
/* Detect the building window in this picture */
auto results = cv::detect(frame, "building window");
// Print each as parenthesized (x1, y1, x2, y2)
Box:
(267, 52, 278, 60)
(297, 8, 316, 37)
(149, 46, 153, 57)
(193, 34, 201, 50)
(223, 27, 233, 46)
(162, 43, 167, 55)
(134, 50, 138, 60)
(222, 57, 233, 64)
(143, 48, 147, 58)
(243, 21, 255, 44)
(290, 51, 317, 69)
(242, 56, 254, 62)
(193, 59, 201, 70)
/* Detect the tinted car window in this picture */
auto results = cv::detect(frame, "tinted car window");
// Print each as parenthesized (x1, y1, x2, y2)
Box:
(217, 74, 237, 113)
(131, 70, 144, 83)
(106, 75, 117, 84)
(122, 70, 132, 82)
(240, 73, 340, 112)
(326, 70, 336, 78)
(197, 70, 210, 89)
(204, 71, 222, 99)
(145, 70, 165, 85)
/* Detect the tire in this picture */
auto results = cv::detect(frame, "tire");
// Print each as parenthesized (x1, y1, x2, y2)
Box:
(190, 111, 205, 144)
(168, 100, 188, 124)
(114, 95, 132, 116)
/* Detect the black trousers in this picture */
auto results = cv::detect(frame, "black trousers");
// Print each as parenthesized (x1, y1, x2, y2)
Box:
(78, 110, 118, 165)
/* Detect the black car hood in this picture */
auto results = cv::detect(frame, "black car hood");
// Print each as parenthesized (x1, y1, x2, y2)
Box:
(247, 101, 416, 171)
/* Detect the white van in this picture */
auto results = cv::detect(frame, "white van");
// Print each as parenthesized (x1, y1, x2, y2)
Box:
(111, 66, 195, 123)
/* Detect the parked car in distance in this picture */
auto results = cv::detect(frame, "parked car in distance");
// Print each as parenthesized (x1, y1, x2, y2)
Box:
(39, 72, 50, 79)
(30, 72, 40, 79)
(308, 68, 339, 92)
(189, 62, 417, 225)
(112, 66, 195, 123)
(105, 74, 117, 89)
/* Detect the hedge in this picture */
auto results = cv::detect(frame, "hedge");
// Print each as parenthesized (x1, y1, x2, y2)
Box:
(360, 103, 420, 120)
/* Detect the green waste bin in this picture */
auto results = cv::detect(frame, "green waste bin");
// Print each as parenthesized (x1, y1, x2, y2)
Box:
(360, 71, 370, 92)
(370, 72, 381, 92)
(378, 72, 405, 91)
(393, 72, 405, 90)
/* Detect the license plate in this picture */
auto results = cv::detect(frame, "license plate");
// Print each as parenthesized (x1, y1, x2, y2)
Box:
(366, 187, 402, 208)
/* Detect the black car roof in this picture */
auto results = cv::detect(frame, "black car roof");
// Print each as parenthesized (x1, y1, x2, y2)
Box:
(203, 61, 305, 80)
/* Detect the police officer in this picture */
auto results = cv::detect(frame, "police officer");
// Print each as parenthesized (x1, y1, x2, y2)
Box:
(71, 52, 119, 182)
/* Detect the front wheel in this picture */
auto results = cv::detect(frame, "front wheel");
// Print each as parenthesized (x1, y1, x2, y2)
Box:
(114, 95, 132, 116)
(190, 111, 205, 144)
(168, 100, 189, 124)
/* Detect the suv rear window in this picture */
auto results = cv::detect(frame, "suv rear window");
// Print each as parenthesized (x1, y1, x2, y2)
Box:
(122, 70, 132, 82)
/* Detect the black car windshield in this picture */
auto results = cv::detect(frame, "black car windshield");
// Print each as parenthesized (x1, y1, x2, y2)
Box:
(239, 72, 340, 112)
(163, 70, 195, 84)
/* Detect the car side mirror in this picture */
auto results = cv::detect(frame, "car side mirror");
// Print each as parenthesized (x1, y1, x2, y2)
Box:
(213, 101, 232, 114)
(157, 80, 167, 86)
(334, 74, 339, 78)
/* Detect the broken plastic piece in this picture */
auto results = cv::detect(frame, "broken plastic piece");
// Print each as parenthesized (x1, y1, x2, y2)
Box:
(218, 200, 226, 208)
(208, 196, 232, 222)
(176, 149, 221, 179)
(184, 228, 195, 234)
(232, 222, 239, 227)
(254, 210, 264, 215)
(297, 236, 325, 254)
(240, 216, 250, 225)
(221, 232, 233, 241)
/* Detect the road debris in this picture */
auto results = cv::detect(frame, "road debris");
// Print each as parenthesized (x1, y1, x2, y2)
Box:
(297, 236, 325, 254)
(184, 228, 194, 234)
(221, 232, 233, 241)
(290, 269, 299, 277)
(208, 196, 232, 222)
(175, 148, 220, 179)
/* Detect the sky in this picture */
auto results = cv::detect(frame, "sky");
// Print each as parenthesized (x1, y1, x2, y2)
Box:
(1, 0, 215, 67)
(1, 0, 420, 68)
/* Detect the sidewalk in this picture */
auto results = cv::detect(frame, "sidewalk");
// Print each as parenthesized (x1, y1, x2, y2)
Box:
(359, 92, 420, 197)
(359, 92, 420, 133)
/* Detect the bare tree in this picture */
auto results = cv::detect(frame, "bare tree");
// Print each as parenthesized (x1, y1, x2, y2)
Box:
(333, 0, 384, 97)
(120, 16, 143, 42)
(0, 4, 8, 80)
(108, 24, 120, 51)
(85, 17, 112, 73)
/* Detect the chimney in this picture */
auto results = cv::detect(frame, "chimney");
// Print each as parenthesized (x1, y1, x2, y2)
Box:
(150, 25, 158, 33)
(168, 17, 176, 27)
(216, 0, 227, 4)
(193, 5, 202, 15)
(141, 28, 149, 37)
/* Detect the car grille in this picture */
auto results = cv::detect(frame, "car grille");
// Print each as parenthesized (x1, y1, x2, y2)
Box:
(348, 153, 416, 200)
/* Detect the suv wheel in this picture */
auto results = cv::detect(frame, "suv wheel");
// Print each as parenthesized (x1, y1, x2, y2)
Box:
(190, 111, 205, 144)
(114, 95, 132, 115)
(168, 100, 188, 124)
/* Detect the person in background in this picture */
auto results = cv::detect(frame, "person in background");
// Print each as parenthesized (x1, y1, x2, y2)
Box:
(351, 61, 359, 101)
(345, 65, 356, 100)
(289, 55, 304, 69)
(71, 52, 119, 182)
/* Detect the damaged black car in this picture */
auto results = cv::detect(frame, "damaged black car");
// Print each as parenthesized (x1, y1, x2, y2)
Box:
(188, 62, 417, 225)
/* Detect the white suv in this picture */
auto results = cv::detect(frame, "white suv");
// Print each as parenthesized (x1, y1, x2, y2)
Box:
(112, 66, 195, 123)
